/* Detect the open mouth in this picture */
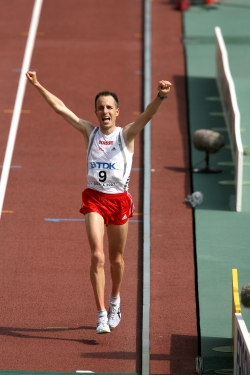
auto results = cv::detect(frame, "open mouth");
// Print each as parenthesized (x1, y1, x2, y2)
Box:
(102, 116, 110, 123)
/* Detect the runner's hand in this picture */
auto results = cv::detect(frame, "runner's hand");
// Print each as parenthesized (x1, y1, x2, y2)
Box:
(26, 71, 38, 86)
(158, 80, 171, 96)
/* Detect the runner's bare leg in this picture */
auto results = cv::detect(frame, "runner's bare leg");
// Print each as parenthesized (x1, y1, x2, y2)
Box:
(107, 222, 128, 297)
(85, 212, 106, 311)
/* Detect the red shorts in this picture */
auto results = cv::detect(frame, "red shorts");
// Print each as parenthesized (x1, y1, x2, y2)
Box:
(79, 188, 135, 225)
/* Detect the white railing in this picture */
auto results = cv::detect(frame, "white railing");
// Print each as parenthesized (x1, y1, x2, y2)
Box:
(234, 313, 250, 375)
(215, 26, 243, 212)
(232, 269, 250, 375)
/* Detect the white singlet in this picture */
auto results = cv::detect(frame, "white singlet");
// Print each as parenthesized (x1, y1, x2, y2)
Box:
(86, 126, 133, 194)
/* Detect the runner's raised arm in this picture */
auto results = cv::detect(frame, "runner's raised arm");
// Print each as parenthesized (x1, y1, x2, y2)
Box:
(123, 80, 171, 146)
(26, 71, 94, 140)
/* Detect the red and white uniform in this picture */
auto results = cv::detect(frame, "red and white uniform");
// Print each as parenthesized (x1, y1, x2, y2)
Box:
(79, 126, 135, 225)
(86, 126, 133, 193)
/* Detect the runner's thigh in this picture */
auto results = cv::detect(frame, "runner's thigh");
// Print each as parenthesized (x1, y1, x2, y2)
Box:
(107, 222, 129, 260)
(85, 212, 105, 253)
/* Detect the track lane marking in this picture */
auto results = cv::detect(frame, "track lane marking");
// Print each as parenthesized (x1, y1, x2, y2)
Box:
(44, 217, 143, 223)
(12, 68, 37, 73)
(143, 0, 151, 373)
(4, 109, 31, 114)
(0, 0, 43, 220)
(0, 165, 21, 168)
(20, 31, 44, 36)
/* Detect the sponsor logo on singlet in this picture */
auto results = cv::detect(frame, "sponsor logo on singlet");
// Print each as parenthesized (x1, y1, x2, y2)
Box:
(90, 162, 118, 170)
(98, 140, 114, 145)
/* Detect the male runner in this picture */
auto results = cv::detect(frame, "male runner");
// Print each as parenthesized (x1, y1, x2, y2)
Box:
(26, 71, 171, 333)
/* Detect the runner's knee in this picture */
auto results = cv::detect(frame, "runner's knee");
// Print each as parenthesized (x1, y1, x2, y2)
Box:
(110, 257, 123, 270)
(91, 252, 105, 270)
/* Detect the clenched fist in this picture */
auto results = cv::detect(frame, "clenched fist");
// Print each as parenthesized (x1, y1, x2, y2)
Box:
(26, 71, 39, 86)
(158, 80, 172, 96)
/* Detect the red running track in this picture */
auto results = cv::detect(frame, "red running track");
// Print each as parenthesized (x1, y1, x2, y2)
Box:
(0, 0, 198, 374)
(150, 1, 198, 374)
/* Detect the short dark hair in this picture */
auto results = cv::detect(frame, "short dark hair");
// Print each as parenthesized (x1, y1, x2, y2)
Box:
(95, 91, 119, 108)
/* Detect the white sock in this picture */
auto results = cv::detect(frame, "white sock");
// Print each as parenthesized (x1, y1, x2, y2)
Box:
(98, 309, 107, 318)
(110, 293, 120, 304)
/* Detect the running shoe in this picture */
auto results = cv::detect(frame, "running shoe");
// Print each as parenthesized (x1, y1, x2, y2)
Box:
(108, 295, 121, 329)
(96, 315, 110, 334)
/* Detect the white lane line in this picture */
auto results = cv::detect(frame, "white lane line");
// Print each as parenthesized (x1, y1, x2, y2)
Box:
(142, 0, 151, 374)
(0, 0, 43, 220)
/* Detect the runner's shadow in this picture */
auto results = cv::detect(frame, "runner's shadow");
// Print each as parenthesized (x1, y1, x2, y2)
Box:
(0, 326, 98, 346)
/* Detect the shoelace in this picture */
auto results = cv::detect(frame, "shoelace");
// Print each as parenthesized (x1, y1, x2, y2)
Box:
(109, 303, 119, 318)
(98, 316, 107, 326)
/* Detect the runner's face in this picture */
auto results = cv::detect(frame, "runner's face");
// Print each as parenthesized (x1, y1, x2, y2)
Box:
(95, 96, 119, 132)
